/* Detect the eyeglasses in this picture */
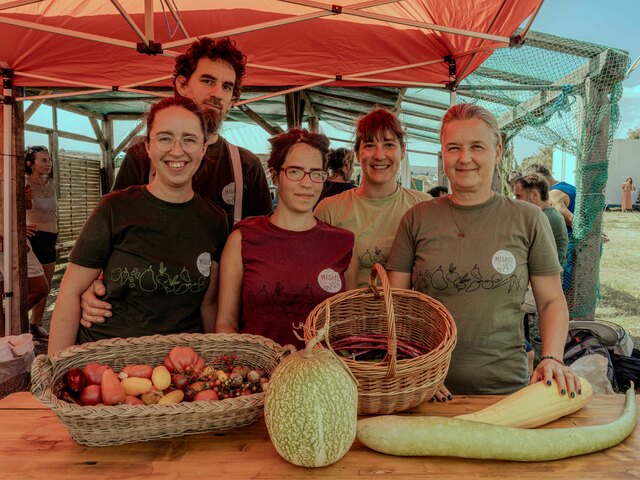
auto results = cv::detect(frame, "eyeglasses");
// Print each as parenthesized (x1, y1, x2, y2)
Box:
(150, 134, 205, 153)
(282, 167, 328, 183)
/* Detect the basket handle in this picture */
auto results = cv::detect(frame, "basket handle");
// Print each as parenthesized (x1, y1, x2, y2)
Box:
(368, 263, 397, 379)
(30, 354, 58, 408)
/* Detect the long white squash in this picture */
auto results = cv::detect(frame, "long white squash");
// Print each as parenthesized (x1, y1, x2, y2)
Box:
(356, 383, 637, 462)
(455, 377, 593, 428)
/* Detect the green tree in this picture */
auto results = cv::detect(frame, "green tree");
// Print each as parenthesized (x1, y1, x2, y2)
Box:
(628, 127, 640, 139)
(519, 144, 555, 172)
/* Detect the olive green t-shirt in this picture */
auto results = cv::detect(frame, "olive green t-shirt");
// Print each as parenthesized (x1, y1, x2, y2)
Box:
(387, 195, 561, 395)
(315, 186, 431, 287)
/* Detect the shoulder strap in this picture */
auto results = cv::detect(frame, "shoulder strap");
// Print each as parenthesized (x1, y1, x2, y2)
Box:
(227, 142, 243, 224)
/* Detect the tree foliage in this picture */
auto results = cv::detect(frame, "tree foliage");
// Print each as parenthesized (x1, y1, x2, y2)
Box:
(628, 127, 640, 140)
(520, 144, 554, 172)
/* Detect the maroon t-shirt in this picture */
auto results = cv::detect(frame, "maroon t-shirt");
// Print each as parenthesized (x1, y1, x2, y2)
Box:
(236, 215, 354, 348)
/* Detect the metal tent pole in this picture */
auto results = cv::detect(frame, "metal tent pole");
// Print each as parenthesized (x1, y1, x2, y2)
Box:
(2, 68, 13, 336)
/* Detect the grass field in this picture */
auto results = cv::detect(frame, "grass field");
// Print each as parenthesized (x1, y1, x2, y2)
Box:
(596, 210, 640, 338)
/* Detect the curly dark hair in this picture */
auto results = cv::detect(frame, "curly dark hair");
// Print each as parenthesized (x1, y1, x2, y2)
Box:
(173, 37, 246, 99)
(267, 129, 330, 179)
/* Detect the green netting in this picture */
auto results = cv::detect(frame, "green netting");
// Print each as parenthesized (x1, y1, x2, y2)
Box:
(459, 31, 630, 319)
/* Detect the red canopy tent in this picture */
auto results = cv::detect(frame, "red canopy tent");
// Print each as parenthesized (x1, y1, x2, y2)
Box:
(0, 0, 543, 333)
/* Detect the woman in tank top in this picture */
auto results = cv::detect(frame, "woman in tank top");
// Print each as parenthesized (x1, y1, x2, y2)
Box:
(25, 146, 58, 339)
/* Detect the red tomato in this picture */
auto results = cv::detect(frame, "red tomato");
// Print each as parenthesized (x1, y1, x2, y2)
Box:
(64, 367, 85, 394)
(194, 390, 219, 401)
(124, 395, 145, 406)
(82, 363, 110, 386)
(121, 364, 153, 379)
(79, 385, 103, 406)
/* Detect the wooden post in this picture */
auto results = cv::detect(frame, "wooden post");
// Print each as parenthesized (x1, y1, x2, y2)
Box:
(569, 77, 611, 320)
(102, 117, 114, 191)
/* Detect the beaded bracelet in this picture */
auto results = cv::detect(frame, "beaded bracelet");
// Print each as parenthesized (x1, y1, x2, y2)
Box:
(540, 354, 564, 365)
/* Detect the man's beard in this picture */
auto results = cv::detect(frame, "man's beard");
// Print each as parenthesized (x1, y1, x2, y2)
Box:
(204, 107, 223, 135)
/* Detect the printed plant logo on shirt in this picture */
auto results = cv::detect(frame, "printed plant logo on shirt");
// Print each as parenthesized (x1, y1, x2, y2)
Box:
(317, 268, 342, 293)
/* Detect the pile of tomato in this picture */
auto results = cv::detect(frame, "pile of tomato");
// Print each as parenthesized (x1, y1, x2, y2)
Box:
(56, 346, 270, 406)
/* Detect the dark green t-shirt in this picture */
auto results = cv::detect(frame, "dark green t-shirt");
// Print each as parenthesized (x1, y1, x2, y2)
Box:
(543, 206, 568, 268)
(70, 186, 228, 343)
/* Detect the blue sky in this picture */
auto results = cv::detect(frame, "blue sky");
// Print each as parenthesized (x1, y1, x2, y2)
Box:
(514, 0, 640, 157)
(25, 2, 640, 166)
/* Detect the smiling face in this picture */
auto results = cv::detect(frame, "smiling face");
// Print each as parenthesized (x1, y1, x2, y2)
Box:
(356, 130, 404, 194)
(29, 151, 52, 176)
(442, 118, 502, 198)
(175, 57, 236, 135)
(274, 143, 325, 215)
(145, 105, 206, 195)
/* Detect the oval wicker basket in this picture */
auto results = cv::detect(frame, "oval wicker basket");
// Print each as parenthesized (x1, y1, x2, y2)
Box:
(304, 264, 457, 414)
(31, 332, 294, 446)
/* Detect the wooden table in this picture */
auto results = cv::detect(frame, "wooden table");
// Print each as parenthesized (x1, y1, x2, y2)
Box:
(1, 392, 639, 479)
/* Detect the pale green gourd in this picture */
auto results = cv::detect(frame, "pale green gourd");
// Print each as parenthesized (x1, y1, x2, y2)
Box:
(264, 333, 358, 467)
(356, 382, 637, 462)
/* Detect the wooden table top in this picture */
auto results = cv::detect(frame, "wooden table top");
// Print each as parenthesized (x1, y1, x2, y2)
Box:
(1, 392, 639, 479)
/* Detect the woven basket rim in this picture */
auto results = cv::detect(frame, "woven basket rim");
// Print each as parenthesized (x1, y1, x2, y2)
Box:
(31, 332, 294, 422)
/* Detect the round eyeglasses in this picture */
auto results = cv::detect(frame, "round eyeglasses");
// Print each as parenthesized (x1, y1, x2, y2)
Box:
(282, 167, 328, 183)
(150, 134, 205, 154)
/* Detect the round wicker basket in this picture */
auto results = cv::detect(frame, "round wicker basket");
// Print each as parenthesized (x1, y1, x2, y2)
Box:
(31, 332, 294, 446)
(304, 264, 457, 414)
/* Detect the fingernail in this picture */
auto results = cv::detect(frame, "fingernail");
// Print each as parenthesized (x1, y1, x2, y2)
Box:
(429, 397, 435, 403)
(546, 380, 552, 386)
(570, 392, 575, 398)
(561, 389, 566, 395)
(578, 389, 582, 395)
(440, 396, 447, 402)
(447, 394, 453, 401)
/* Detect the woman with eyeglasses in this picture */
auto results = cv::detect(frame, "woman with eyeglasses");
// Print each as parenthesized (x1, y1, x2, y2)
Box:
(48, 97, 228, 355)
(25, 145, 58, 339)
(215, 129, 358, 348)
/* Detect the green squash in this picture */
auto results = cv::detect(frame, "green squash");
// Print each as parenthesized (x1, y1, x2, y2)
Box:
(264, 335, 358, 467)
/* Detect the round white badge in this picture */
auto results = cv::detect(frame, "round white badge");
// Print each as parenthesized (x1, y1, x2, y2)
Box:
(222, 182, 236, 205)
(196, 252, 212, 277)
(492, 250, 516, 275)
(317, 268, 342, 293)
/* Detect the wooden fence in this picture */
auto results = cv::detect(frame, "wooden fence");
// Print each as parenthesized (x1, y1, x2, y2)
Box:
(56, 152, 102, 261)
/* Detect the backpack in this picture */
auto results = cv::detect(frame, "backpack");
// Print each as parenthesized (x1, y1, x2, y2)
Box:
(611, 348, 640, 392)
(563, 329, 615, 387)
(563, 320, 636, 393)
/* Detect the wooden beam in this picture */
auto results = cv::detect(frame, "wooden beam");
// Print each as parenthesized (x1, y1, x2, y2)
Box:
(497, 48, 628, 132)
(401, 95, 450, 111)
(25, 124, 99, 144)
(46, 98, 103, 119)
(113, 120, 145, 157)
(524, 31, 614, 59)
(89, 117, 106, 145)
(472, 67, 552, 86)
(236, 104, 283, 135)
(456, 89, 521, 108)
(307, 90, 396, 108)
(23, 91, 52, 121)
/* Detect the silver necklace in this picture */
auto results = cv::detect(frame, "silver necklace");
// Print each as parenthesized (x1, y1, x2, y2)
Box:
(448, 194, 494, 239)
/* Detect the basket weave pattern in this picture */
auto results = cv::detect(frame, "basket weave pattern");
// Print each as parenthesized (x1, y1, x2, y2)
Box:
(305, 264, 457, 414)
(31, 332, 293, 446)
